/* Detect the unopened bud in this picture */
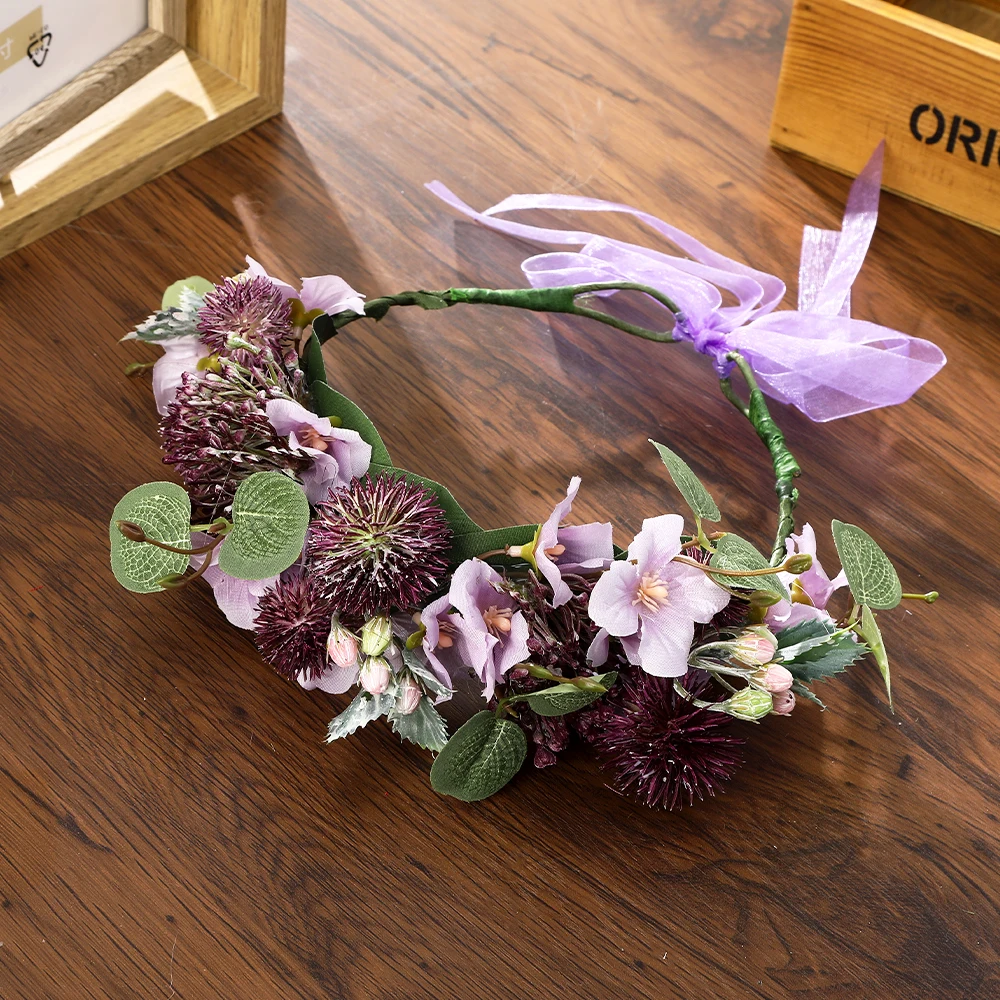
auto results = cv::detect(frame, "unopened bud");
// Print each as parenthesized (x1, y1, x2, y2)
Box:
(327, 617, 359, 669)
(732, 627, 778, 666)
(359, 655, 391, 695)
(116, 519, 147, 542)
(748, 589, 783, 609)
(771, 689, 796, 716)
(752, 663, 794, 694)
(395, 676, 422, 716)
(720, 687, 773, 722)
(785, 552, 813, 575)
(155, 572, 188, 589)
(360, 615, 392, 657)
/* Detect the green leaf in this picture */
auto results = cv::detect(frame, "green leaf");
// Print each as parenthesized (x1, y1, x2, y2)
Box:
(109, 482, 191, 593)
(299, 329, 328, 385)
(326, 691, 394, 742)
(410, 291, 450, 310)
(453, 523, 539, 565)
(430, 711, 527, 802)
(776, 617, 835, 648)
(791, 680, 827, 711)
(709, 533, 789, 600)
(389, 698, 449, 751)
(649, 440, 721, 521)
(831, 520, 902, 610)
(858, 605, 892, 709)
(310, 381, 393, 468)
(517, 671, 618, 717)
(161, 276, 215, 310)
(218, 472, 310, 581)
(401, 647, 453, 700)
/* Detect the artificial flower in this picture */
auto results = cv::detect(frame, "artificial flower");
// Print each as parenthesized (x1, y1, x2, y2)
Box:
(245, 256, 366, 317)
(447, 559, 530, 700)
(265, 398, 371, 505)
(197, 275, 292, 354)
(588, 514, 730, 676)
(152, 335, 211, 416)
(189, 533, 277, 630)
(254, 571, 334, 680)
(766, 522, 848, 631)
(420, 593, 491, 692)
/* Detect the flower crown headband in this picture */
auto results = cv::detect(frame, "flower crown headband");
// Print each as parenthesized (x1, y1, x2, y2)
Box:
(111, 145, 941, 809)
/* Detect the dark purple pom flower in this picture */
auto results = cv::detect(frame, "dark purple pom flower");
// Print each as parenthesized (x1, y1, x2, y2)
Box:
(254, 572, 334, 681)
(593, 669, 745, 810)
(310, 474, 452, 617)
(160, 356, 310, 518)
(197, 275, 292, 355)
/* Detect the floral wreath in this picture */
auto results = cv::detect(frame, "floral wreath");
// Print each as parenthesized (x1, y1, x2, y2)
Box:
(110, 146, 942, 809)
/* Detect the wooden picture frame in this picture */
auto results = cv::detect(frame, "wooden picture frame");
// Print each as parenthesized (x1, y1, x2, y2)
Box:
(0, 0, 286, 258)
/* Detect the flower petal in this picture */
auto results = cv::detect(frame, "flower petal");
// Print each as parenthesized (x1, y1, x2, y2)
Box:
(635, 608, 695, 677)
(265, 397, 334, 438)
(588, 560, 641, 637)
(299, 274, 366, 316)
(628, 513, 684, 574)
(152, 336, 210, 415)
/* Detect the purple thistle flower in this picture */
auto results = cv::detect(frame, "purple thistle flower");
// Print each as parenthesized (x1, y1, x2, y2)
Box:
(310, 474, 452, 618)
(593, 669, 745, 811)
(254, 571, 335, 681)
(197, 275, 292, 355)
(159, 356, 310, 518)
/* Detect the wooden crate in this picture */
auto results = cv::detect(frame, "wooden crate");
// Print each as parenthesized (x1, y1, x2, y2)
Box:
(0, 0, 285, 257)
(770, 0, 1000, 234)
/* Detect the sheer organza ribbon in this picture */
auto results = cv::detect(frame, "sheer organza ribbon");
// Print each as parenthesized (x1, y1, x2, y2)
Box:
(426, 143, 946, 421)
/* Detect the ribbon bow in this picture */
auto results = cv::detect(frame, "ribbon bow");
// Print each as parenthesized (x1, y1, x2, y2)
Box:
(427, 143, 945, 421)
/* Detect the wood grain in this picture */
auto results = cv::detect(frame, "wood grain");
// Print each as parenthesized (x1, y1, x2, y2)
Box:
(771, 0, 1000, 235)
(0, 1, 998, 997)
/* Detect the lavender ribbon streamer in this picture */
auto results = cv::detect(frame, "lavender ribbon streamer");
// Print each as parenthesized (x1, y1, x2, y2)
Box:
(426, 142, 946, 421)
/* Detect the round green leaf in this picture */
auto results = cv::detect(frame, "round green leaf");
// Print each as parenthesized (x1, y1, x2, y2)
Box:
(430, 711, 527, 802)
(709, 532, 789, 600)
(217, 472, 310, 581)
(831, 520, 902, 610)
(109, 482, 191, 593)
(650, 439, 721, 521)
(161, 276, 215, 311)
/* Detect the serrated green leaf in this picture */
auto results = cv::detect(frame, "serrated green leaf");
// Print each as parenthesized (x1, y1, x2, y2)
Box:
(161, 276, 215, 310)
(709, 533, 789, 600)
(517, 671, 618, 717)
(217, 472, 310, 580)
(784, 634, 867, 682)
(649, 440, 721, 521)
(311, 382, 393, 467)
(109, 482, 191, 593)
(390, 698, 449, 751)
(430, 711, 527, 802)
(858, 605, 892, 709)
(791, 680, 827, 710)
(326, 691, 393, 742)
(776, 617, 836, 648)
(831, 520, 902, 610)
(401, 646, 453, 700)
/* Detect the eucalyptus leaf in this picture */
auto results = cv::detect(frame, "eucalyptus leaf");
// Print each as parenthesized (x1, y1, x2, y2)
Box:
(311, 381, 393, 467)
(649, 439, 721, 521)
(517, 671, 618, 717)
(161, 276, 215, 311)
(389, 697, 449, 751)
(858, 605, 892, 709)
(831, 520, 902, 610)
(430, 711, 527, 802)
(109, 482, 191, 593)
(217, 472, 310, 581)
(709, 533, 789, 600)
(326, 691, 394, 742)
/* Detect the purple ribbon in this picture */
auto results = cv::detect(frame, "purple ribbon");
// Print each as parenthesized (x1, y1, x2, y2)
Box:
(427, 142, 946, 421)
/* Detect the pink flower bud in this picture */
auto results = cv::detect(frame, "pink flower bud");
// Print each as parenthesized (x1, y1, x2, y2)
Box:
(732, 627, 778, 666)
(771, 689, 796, 716)
(395, 676, 422, 716)
(327, 620, 359, 669)
(359, 656, 391, 695)
(754, 663, 794, 694)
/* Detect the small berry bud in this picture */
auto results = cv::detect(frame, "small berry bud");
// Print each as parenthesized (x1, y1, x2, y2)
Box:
(116, 519, 147, 542)
(752, 663, 794, 694)
(785, 552, 813, 574)
(360, 615, 393, 657)
(327, 618, 359, 669)
(155, 573, 188, 589)
(359, 656, 391, 695)
(395, 676, 422, 715)
(748, 589, 783, 609)
(720, 687, 773, 722)
(732, 627, 778, 666)
(771, 689, 796, 716)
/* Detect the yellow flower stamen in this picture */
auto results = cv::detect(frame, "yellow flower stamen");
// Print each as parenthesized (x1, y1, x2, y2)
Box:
(633, 573, 670, 612)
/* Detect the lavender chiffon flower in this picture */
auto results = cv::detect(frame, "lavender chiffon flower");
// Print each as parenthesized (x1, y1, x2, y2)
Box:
(265, 398, 372, 505)
(190, 533, 277, 630)
(245, 256, 366, 316)
(152, 336, 211, 416)
(297, 661, 358, 695)
(766, 522, 848, 631)
(529, 476, 613, 608)
(588, 514, 730, 677)
(420, 593, 491, 692)
(446, 560, 530, 700)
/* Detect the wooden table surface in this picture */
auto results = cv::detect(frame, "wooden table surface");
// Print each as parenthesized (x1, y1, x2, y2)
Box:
(2, 1, 998, 997)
